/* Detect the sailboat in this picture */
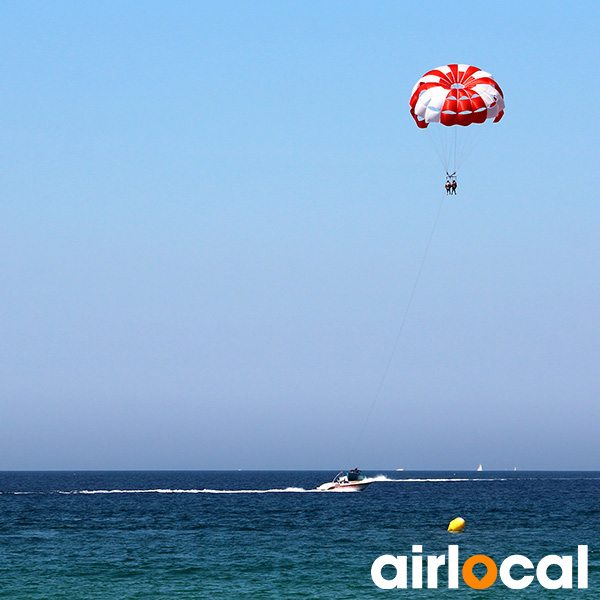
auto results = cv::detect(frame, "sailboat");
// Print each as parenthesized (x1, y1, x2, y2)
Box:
(476, 464, 483, 471)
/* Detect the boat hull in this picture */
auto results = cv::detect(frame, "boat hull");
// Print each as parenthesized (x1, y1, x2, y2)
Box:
(317, 481, 371, 492)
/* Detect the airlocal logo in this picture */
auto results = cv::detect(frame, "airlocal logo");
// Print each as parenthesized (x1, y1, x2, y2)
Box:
(372, 545, 588, 590)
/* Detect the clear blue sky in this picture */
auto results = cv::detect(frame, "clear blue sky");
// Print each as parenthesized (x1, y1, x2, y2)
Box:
(1, 1, 598, 470)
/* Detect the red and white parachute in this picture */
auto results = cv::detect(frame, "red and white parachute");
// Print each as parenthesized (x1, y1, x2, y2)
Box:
(409, 64, 504, 129)
(409, 64, 505, 182)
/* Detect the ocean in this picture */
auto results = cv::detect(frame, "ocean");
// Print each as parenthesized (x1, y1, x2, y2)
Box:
(0, 471, 598, 598)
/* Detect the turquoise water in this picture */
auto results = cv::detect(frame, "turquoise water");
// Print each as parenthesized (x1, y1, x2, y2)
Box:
(0, 471, 598, 598)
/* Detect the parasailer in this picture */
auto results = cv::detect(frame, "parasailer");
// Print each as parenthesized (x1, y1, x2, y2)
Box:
(410, 64, 505, 190)
(445, 172, 457, 195)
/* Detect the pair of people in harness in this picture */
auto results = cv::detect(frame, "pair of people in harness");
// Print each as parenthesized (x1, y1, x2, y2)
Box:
(445, 173, 457, 195)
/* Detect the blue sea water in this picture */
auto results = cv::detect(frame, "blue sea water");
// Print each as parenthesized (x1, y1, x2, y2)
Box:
(0, 471, 598, 598)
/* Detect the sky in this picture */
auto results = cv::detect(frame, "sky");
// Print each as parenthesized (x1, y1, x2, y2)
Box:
(0, 1, 598, 470)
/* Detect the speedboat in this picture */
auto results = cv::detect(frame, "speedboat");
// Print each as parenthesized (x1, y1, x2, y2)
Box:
(317, 468, 372, 492)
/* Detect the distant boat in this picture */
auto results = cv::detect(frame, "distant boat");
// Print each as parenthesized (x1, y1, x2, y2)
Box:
(396, 468, 404, 471)
(476, 464, 483, 471)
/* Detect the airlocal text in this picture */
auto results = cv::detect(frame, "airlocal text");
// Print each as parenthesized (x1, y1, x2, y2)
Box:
(372, 545, 588, 590)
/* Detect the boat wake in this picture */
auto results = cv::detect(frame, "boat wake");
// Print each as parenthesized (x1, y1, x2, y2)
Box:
(1, 487, 319, 495)
(1, 477, 511, 495)
(367, 475, 507, 483)
(66, 487, 320, 494)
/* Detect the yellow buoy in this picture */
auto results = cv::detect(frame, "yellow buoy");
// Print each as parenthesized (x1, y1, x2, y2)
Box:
(448, 517, 465, 532)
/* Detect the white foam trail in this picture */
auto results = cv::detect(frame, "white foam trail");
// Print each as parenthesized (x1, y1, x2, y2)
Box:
(56, 487, 318, 495)
(367, 475, 507, 482)
(3, 477, 516, 495)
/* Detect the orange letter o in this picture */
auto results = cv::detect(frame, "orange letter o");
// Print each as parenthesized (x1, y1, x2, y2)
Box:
(462, 555, 498, 589)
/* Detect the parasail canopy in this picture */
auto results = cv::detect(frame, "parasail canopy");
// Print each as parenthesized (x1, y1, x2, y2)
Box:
(409, 64, 504, 129)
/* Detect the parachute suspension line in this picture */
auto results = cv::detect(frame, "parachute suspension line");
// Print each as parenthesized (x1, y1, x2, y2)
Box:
(455, 126, 469, 171)
(426, 126, 449, 173)
(348, 193, 447, 463)
(454, 125, 484, 173)
(453, 126, 458, 175)
(427, 125, 471, 177)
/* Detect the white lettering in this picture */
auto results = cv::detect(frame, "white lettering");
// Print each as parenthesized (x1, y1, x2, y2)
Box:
(499, 555, 534, 589)
(537, 555, 573, 589)
(448, 545, 459, 588)
(412, 545, 423, 588)
(371, 555, 407, 589)
(578, 545, 588, 588)
(427, 554, 446, 588)
(412, 555, 423, 588)
(371, 545, 588, 590)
